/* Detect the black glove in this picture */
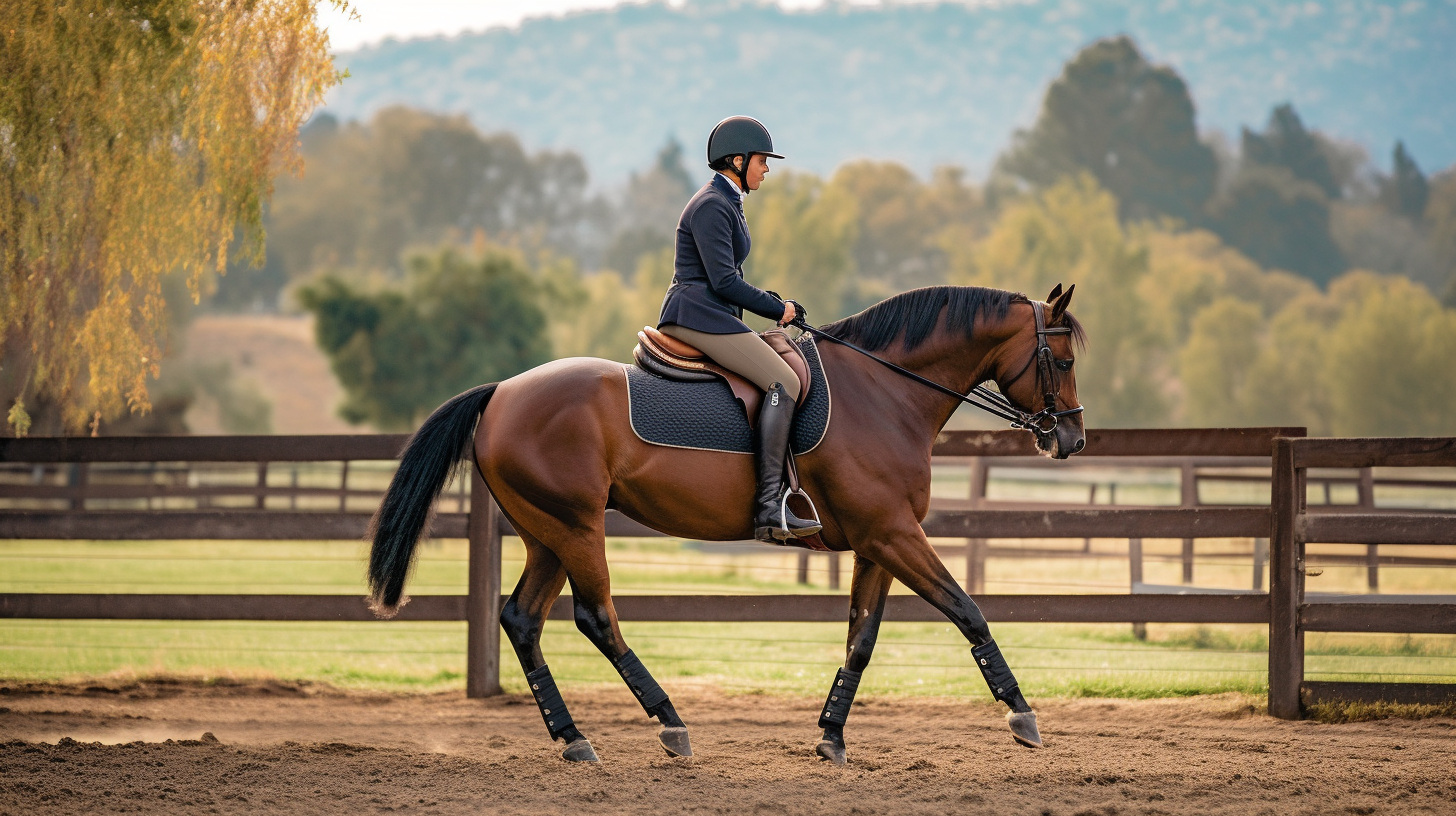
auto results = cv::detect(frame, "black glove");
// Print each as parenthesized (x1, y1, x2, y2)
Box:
(785, 300, 809, 328)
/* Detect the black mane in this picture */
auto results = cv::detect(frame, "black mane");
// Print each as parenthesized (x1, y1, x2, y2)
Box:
(819, 286, 1026, 352)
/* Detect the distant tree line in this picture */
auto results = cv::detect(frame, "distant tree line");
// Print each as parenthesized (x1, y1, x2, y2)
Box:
(228, 36, 1456, 434)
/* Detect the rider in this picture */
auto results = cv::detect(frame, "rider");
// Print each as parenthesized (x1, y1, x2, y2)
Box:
(657, 115, 821, 543)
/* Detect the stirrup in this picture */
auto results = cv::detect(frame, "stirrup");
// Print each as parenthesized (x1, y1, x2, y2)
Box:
(757, 488, 822, 543)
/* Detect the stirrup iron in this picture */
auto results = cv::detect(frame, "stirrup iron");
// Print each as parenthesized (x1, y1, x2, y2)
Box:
(776, 487, 822, 540)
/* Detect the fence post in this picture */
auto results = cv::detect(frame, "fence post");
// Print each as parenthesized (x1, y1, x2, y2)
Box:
(966, 456, 988, 593)
(1128, 537, 1146, 640)
(1268, 437, 1303, 719)
(466, 467, 503, 698)
(827, 552, 841, 591)
(1358, 468, 1378, 592)
(1180, 462, 1196, 583)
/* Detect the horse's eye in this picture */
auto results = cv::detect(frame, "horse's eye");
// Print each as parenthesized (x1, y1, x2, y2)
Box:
(1054, 358, 1074, 372)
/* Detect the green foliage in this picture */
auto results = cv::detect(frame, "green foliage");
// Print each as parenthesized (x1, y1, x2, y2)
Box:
(744, 170, 860, 322)
(0, 0, 339, 434)
(231, 107, 606, 309)
(995, 36, 1217, 225)
(1207, 164, 1346, 286)
(954, 176, 1168, 427)
(297, 248, 550, 429)
(1241, 104, 1342, 199)
(1384, 141, 1430, 221)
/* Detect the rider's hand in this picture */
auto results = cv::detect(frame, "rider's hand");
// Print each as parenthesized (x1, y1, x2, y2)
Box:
(780, 301, 796, 327)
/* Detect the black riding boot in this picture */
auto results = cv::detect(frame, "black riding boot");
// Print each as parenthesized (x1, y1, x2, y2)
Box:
(753, 383, 822, 543)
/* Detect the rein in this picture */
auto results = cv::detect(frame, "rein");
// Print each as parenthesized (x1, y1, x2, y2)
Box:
(792, 301, 1084, 437)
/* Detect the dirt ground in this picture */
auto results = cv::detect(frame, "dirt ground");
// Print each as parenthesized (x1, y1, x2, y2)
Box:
(1, 680, 1454, 815)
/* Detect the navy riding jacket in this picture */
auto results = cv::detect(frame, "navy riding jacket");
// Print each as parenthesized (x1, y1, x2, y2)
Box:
(657, 173, 785, 334)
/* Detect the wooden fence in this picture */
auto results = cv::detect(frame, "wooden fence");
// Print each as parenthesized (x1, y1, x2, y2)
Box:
(1267, 436, 1456, 717)
(1, 427, 1453, 716)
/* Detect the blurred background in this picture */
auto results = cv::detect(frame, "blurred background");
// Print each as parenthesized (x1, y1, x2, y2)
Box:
(14, 0, 1454, 438)
(4, 0, 1455, 697)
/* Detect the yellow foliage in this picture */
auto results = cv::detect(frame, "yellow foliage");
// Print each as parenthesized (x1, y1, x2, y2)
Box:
(0, 0, 342, 434)
(744, 170, 859, 321)
(952, 175, 1167, 426)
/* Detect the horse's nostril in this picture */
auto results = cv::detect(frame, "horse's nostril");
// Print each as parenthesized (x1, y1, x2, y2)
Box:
(1072, 438, 1086, 454)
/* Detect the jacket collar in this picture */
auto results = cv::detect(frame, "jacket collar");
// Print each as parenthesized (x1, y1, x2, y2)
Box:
(711, 171, 745, 206)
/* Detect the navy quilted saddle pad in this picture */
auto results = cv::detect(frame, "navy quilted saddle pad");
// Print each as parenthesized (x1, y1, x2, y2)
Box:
(625, 334, 831, 455)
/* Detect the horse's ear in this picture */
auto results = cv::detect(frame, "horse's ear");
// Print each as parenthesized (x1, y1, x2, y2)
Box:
(1046, 283, 1063, 303)
(1050, 284, 1075, 323)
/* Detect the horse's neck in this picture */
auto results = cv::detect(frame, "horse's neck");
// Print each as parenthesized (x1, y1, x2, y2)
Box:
(825, 316, 1012, 442)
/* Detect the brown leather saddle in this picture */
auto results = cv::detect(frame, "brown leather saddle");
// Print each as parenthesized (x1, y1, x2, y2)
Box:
(633, 326, 813, 427)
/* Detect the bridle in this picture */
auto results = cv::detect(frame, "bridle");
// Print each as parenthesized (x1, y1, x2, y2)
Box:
(793, 299, 1084, 444)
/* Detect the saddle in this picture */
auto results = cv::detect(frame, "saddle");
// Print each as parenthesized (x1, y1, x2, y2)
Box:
(633, 326, 812, 426)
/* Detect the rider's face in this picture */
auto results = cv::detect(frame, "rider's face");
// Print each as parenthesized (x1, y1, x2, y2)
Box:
(740, 154, 770, 191)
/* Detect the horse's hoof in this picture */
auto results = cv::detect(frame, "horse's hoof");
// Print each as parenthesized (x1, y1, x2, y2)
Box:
(1006, 710, 1043, 748)
(814, 739, 846, 766)
(659, 726, 693, 757)
(561, 738, 600, 762)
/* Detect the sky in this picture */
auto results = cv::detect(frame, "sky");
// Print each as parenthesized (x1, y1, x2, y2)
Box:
(317, 0, 932, 51)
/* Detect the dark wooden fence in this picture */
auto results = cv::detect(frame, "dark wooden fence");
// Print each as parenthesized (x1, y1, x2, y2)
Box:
(2, 428, 1453, 716)
(1267, 436, 1456, 717)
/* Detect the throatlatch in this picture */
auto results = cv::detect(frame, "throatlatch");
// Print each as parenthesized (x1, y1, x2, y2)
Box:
(817, 667, 863, 728)
(526, 664, 576, 739)
(611, 649, 670, 714)
(971, 639, 1020, 705)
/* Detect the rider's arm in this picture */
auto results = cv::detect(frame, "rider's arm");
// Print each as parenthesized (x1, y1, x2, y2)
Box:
(689, 198, 785, 321)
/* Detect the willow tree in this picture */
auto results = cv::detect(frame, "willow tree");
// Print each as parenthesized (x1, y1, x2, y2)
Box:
(0, 0, 343, 435)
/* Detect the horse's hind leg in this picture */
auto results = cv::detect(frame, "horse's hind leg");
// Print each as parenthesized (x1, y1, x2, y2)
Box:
(498, 536, 599, 762)
(567, 565, 693, 758)
(858, 522, 1043, 749)
(815, 554, 894, 766)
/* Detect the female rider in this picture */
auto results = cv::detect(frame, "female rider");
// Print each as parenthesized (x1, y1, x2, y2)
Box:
(657, 116, 820, 543)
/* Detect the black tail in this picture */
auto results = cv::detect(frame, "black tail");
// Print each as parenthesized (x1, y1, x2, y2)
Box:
(368, 383, 498, 617)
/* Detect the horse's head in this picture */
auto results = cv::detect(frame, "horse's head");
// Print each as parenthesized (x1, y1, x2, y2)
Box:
(990, 284, 1086, 459)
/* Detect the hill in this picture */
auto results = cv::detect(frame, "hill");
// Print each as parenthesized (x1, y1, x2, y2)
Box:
(322, 0, 1455, 183)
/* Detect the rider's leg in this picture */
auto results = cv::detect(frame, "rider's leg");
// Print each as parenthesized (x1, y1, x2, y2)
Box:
(816, 555, 894, 765)
(498, 537, 599, 760)
(660, 326, 817, 541)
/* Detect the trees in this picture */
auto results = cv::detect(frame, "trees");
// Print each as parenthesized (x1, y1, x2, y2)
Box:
(952, 175, 1168, 427)
(297, 248, 551, 430)
(994, 36, 1217, 225)
(241, 107, 608, 308)
(1208, 104, 1348, 286)
(1384, 141, 1430, 222)
(0, 0, 339, 435)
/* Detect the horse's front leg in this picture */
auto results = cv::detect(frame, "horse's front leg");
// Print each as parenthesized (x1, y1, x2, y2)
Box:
(859, 520, 1043, 748)
(815, 554, 893, 765)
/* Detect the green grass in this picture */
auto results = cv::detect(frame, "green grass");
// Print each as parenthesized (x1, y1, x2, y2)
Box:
(3, 533, 1455, 699)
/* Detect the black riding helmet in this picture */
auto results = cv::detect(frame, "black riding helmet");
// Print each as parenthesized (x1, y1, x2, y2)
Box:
(707, 116, 783, 194)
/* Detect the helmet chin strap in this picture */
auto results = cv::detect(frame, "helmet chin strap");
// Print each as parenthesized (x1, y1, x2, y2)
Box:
(733, 154, 751, 195)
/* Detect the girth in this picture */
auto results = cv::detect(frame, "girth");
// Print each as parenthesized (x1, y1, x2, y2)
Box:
(633, 326, 812, 426)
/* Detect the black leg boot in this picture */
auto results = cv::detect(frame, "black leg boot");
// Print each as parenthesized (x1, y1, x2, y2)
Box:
(753, 382, 822, 543)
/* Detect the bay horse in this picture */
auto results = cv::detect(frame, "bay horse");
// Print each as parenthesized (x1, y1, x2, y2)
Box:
(368, 284, 1086, 764)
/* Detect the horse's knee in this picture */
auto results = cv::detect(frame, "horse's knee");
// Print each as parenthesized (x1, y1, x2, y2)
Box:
(572, 599, 613, 645)
(500, 598, 542, 649)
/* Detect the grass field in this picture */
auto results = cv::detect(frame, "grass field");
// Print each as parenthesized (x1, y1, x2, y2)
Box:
(3, 532, 1455, 700)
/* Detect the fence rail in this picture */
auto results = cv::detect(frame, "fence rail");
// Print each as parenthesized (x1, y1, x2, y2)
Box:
(1268, 436, 1456, 718)
(4, 426, 1455, 716)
